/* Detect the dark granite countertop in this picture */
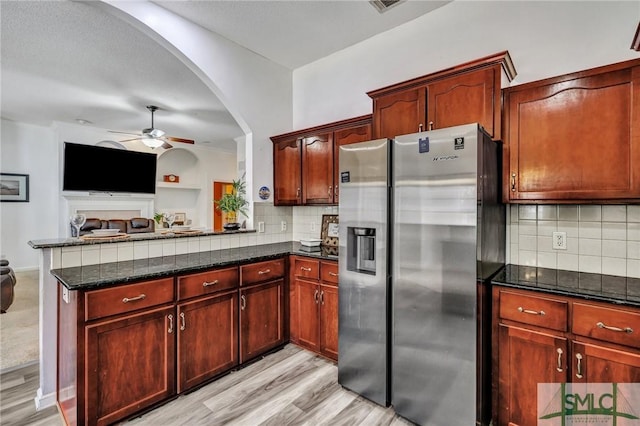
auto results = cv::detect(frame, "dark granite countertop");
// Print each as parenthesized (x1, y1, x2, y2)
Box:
(29, 229, 256, 249)
(51, 242, 339, 290)
(492, 264, 640, 307)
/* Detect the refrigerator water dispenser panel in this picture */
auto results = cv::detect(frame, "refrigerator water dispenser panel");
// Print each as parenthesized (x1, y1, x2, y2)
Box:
(347, 227, 376, 275)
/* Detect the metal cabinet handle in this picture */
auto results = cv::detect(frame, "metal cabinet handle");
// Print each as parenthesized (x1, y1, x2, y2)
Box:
(168, 314, 174, 334)
(320, 291, 325, 305)
(300, 266, 312, 272)
(314, 289, 319, 304)
(241, 295, 246, 310)
(428, 121, 434, 131)
(258, 269, 271, 275)
(180, 312, 186, 331)
(328, 186, 332, 197)
(123, 294, 146, 303)
(575, 353, 583, 379)
(328, 272, 338, 277)
(511, 173, 516, 192)
(203, 279, 219, 287)
(418, 123, 423, 132)
(556, 348, 563, 372)
(518, 306, 545, 316)
(296, 187, 301, 198)
(596, 321, 633, 334)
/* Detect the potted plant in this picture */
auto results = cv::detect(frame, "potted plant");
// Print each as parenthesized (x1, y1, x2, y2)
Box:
(215, 176, 248, 231)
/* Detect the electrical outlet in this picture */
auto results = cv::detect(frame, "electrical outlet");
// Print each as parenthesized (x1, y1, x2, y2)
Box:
(310, 222, 316, 232)
(281, 221, 287, 232)
(258, 221, 265, 233)
(552, 231, 567, 250)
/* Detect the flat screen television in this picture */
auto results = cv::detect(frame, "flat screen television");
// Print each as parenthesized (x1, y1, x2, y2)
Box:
(63, 142, 157, 194)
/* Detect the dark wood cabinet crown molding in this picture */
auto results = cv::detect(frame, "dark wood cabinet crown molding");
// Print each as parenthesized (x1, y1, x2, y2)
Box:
(270, 114, 372, 143)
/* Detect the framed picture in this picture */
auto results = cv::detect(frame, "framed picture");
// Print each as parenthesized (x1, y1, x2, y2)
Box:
(0, 173, 29, 202)
(174, 212, 186, 225)
(321, 214, 339, 247)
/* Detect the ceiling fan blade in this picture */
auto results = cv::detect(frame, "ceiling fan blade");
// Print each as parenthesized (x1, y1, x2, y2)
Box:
(108, 130, 141, 136)
(161, 141, 173, 149)
(166, 136, 195, 145)
(118, 137, 142, 143)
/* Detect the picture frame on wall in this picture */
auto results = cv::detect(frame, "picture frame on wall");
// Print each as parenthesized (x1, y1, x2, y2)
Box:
(174, 212, 186, 225)
(0, 173, 29, 202)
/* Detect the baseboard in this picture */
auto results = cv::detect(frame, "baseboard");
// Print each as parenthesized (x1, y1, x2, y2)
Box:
(35, 387, 57, 411)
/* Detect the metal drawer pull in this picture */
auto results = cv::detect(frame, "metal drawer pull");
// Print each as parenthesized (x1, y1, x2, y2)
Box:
(575, 353, 583, 379)
(418, 123, 423, 132)
(122, 294, 146, 303)
(556, 348, 563, 372)
(241, 295, 246, 310)
(301, 266, 312, 272)
(328, 272, 338, 277)
(428, 121, 434, 131)
(258, 269, 271, 275)
(328, 186, 332, 197)
(518, 306, 545, 316)
(511, 173, 516, 192)
(320, 291, 325, 305)
(335, 185, 338, 197)
(314, 289, 319, 304)
(203, 279, 219, 287)
(168, 314, 174, 334)
(180, 312, 186, 331)
(596, 321, 633, 334)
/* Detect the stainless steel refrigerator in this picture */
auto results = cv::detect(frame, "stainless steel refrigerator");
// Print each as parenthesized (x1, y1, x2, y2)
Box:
(338, 124, 504, 425)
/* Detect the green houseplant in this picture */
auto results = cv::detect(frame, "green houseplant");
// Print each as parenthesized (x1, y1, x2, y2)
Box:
(215, 177, 248, 230)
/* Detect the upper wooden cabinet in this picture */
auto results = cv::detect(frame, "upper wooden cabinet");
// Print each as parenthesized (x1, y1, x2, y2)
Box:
(368, 51, 516, 140)
(271, 115, 372, 206)
(503, 58, 640, 202)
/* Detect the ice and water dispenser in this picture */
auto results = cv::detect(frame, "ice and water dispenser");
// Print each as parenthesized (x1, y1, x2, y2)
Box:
(346, 227, 376, 275)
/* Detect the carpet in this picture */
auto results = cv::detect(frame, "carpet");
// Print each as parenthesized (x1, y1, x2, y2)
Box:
(0, 270, 40, 371)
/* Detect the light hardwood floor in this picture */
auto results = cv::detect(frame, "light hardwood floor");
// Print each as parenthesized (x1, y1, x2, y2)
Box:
(1, 345, 414, 425)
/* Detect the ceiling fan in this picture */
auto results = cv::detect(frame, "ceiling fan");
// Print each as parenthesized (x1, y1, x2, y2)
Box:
(109, 105, 194, 149)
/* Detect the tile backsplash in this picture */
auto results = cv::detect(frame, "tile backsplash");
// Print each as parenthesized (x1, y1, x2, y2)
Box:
(507, 205, 640, 278)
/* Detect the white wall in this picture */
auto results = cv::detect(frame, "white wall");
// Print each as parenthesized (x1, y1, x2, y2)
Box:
(0, 120, 58, 270)
(293, 1, 640, 128)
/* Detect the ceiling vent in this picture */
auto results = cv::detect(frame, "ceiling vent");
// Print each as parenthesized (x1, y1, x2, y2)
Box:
(370, 0, 405, 14)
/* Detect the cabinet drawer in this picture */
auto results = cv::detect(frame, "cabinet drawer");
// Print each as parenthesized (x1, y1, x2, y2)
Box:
(177, 267, 239, 300)
(320, 261, 339, 285)
(241, 258, 285, 286)
(294, 257, 320, 280)
(572, 303, 640, 349)
(85, 277, 174, 321)
(498, 290, 568, 332)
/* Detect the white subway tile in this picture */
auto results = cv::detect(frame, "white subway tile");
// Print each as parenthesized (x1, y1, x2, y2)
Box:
(536, 236, 552, 252)
(602, 205, 626, 222)
(628, 241, 640, 260)
(579, 205, 602, 222)
(558, 205, 579, 221)
(602, 240, 626, 258)
(579, 239, 602, 256)
(537, 220, 557, 236)
(220, 237, 230, 249)
(510, 205, 519, 223)
(188, 238, 200, 253)
(579, 222, 601, 239)
(557, 221, 579, 238)
(518, 205, 537, 220)
(518, 220, 537, 236)
(628, 206, 640, 223)
(628, 223, 640, 241)
(602, 257, 626, 276)
(627, 259, 640, 279)
(148, 242, 163, 258)
(537, 252, 557, 269)
(565, 238, 579, 255)
(518, 250, 537, 266)
(100, 246, 118, 263)
(61, 249, 82, 268)
(210, 237, 221, 251)
(602, 222, 627, 241)
(509, 244, 518, 264)
(52, 248, 62, 269)
(162, 241, 176, 256)
(175, 240, 189, 255)
(81, 247, 101, 265)
(537, 205, 557, 220)
(117, 243, 134, 262)
(557, 253, 579, 271)
(579, 255, 602, 274)
(133, 241, 149, 260)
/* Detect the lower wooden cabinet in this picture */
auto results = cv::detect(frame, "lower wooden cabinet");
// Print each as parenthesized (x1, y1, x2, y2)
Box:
(493, 286, 640, 426)
(177, 290, 238, 393)
(239, 279, 285, 363)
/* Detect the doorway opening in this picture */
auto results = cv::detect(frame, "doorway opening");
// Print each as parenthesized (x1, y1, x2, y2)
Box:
(213, 181, 233, 232)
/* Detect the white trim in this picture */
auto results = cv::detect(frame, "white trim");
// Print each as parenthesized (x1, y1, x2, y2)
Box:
(34, 387, 57, 411)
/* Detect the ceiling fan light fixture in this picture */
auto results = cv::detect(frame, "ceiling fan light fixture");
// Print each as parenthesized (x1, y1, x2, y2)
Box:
(142, 137, 164, 149)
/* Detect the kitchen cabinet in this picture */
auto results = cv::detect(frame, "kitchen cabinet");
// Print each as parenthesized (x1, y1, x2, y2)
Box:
(176, 266, 239, 393)
(290, 256, 339, 361)
(369, 51, 515, 140)
(503, 58, 640, 202)
(239, 259, 286, 363)
(493, 286, 640, 426)
(271, 115, 372, 205)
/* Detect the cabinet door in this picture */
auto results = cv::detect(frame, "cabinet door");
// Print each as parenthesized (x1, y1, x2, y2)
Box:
(295, 279, 320, 352)
(333, 123, 372, 202)
(302, 133, 334, 204)
(572, 341, 640, 384)
(85, 306, 175, 426)
(319, 284, 339, 361)
(177, 290, 238, 393)
(427, 67, 499, 139)
(239, 279, 284, 363)
(505, 66, 640, 201)
(498, 324, 568, 426)
(273, 138, 301, 205)
(373, 87, 426, 139)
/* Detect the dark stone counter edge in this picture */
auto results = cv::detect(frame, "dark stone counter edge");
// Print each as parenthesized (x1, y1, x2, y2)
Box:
(51, 242, 338, 291)
(28, 229, 257, 249)
(491, 264, 640, 308)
